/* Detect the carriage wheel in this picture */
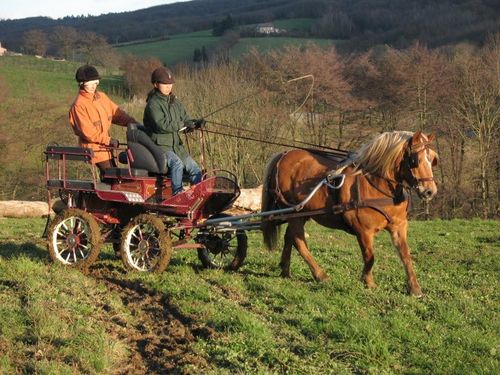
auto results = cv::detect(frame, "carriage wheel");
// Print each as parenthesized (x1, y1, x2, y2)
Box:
(120, 214, 172, 273)
(197, 214, 247, 270)
(47, 208, 101, 269)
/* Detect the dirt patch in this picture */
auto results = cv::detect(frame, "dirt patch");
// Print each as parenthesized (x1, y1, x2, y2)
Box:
(89, 266, 215, 374)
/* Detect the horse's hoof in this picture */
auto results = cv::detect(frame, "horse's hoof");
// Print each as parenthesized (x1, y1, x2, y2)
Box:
(409, 287, 424, 298)
(315, 272, 329, 282)
(280, 271, 291, 278)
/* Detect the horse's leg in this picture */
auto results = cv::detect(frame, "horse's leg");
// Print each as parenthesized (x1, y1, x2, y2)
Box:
(279, 224, 294, 277)
(388, 222, 423, 297)
(288, 219, 328, 282)
(356, 231, 377, 289)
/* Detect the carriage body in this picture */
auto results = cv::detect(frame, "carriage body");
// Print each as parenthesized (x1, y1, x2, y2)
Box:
(44, 144, 247, 273)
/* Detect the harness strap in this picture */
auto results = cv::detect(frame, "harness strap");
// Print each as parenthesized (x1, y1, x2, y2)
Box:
(331, 174, 406, 224)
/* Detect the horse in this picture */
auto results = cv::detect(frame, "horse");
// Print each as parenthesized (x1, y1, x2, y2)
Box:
(261, 131, 438, 296)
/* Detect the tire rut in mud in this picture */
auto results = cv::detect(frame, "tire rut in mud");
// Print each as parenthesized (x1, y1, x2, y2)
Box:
(89, 266, 214, 374)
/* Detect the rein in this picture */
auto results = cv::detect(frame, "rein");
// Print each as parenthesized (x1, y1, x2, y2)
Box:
(204, 121, 347, 154)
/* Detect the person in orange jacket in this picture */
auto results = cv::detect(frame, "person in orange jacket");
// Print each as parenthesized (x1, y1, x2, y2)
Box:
(69, 65, 137, 174)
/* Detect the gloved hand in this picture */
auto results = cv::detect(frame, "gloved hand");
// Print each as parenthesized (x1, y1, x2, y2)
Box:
(109, 138, 120, 148)
(193, 119, 206, 129)
(183, 120, 196, 133)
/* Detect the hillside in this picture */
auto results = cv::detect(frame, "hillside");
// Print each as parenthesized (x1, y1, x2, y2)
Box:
(0, 0, 498, 54)
(115, 28, 338, 65)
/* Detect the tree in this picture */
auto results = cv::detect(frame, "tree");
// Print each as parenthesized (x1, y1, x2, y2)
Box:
(22, 29, 48, 56)
(121, 55, 163, 99)
(193, 48, 201, 62)
(50, 26, 79, 59)
(212, 15, 235, 36)
(77, 31, 118, 67)
(450, 34, 500, 218)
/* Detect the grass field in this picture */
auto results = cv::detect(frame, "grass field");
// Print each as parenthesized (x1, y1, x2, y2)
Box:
(116, 30, 220, 66)
(115, 28, 337, 65)
(0, 218, 498, 373)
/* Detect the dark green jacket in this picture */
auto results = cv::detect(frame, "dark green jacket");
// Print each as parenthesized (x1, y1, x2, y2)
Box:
(143, 90, 190, 162)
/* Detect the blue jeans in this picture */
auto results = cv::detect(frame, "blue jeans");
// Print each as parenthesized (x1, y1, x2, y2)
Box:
(166, 151, 202, 195)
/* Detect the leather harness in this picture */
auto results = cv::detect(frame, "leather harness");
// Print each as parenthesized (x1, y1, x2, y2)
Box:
(271, 138, 434, 225)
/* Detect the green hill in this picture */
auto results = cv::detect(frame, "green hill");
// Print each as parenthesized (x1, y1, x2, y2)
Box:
(116, 30, 220, 66)
(116, 29, 338, 65)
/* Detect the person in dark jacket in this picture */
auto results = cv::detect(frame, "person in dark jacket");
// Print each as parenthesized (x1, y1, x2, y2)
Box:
(143, 67, 204, 195)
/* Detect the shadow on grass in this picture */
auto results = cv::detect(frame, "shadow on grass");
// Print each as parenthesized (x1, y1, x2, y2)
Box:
(0, 242, 47, 261)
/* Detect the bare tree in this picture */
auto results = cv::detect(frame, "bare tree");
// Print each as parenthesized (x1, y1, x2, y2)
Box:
(51, 26, 79, 59)
(77, 31, 118, 67)
(450, 34, 500, 218)
(120, 55, 163, 99)
(22, 29, 48, 56)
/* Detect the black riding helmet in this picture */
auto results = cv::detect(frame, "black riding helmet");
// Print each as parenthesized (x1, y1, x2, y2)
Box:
(151, 67, 175, 84)
(75, 65, 100, 83)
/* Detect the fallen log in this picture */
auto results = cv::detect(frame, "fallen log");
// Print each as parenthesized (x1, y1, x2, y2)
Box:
(232, 185, 262, 212)
(0, 201, 51, 218)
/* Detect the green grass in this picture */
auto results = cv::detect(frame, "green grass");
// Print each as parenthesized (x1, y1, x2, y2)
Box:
(116, 30, 220, 65)
(1, 218, 498, 373)
(273, 18, 315, 31)
(115, 28, 338, 65)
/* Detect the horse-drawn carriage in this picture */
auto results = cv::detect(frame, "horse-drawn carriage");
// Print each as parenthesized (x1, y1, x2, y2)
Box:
(44, 123, 247, 273)
(45, 123, 438, 296)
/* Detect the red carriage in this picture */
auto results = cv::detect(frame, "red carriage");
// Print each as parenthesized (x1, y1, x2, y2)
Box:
(44, 124, 247, 273)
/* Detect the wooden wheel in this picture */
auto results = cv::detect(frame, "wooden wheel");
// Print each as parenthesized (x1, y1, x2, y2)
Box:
(47, 208, 101, 269)
(120, 214, 172, 273)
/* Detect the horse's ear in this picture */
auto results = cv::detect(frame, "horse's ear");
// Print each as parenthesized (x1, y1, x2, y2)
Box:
(412, 131, 422, 142)
(427, 133, 435, 143)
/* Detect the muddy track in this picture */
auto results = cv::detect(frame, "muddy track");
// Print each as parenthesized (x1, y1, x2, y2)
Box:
(89, 265, 214, 374)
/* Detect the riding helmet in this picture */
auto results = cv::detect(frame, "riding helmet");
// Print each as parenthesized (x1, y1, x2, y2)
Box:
(75, 65, 100, 83)
(151, 67, 175, 84)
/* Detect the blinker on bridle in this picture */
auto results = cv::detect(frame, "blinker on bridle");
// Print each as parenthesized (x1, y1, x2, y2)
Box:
(404, 138, 435, 187)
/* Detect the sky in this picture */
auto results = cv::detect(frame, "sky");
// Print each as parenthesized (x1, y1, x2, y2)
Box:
(0, 0, 185, 20)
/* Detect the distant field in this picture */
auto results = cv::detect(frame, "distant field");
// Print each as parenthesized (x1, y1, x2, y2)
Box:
(115, 27, 337, 65)
(116, 30, 220, 65)
(272, 18, 315, 31)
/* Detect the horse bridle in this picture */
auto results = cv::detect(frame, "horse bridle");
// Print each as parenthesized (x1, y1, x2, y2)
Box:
(402, 138, 435, 190)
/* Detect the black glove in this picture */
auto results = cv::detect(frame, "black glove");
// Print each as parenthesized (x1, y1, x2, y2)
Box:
(183, 120, 196, 133)
(109, 138, 120, 148)
(193, 119, 206, 129)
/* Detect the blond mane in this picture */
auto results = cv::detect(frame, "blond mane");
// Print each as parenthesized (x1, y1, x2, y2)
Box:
(353, 131, 414, 178)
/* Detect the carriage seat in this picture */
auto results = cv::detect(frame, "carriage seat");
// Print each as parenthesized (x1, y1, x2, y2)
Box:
(118, 123, 168, 176)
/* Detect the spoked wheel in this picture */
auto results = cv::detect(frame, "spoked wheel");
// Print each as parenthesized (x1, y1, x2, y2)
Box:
(120, 214, 172, 273)
(196, 214, 247, 270)
(47, 208, 101, 269)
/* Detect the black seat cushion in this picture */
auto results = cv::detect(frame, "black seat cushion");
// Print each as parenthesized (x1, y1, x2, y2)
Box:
(126, 124, 168, 174)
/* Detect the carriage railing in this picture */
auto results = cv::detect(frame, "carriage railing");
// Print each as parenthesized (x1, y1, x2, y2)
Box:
(45, 146, 99, 191)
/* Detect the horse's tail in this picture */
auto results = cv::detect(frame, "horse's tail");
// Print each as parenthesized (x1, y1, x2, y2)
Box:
(261, 152, 284, 250)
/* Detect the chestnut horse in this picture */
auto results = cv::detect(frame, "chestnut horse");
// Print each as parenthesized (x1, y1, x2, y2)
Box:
(261, 131, 438, 296)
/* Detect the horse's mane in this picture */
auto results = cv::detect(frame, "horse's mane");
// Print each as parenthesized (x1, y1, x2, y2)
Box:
(352, 131, 414, 178)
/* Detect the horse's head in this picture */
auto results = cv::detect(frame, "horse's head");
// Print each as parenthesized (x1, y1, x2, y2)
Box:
(400, 131, 438, 201)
